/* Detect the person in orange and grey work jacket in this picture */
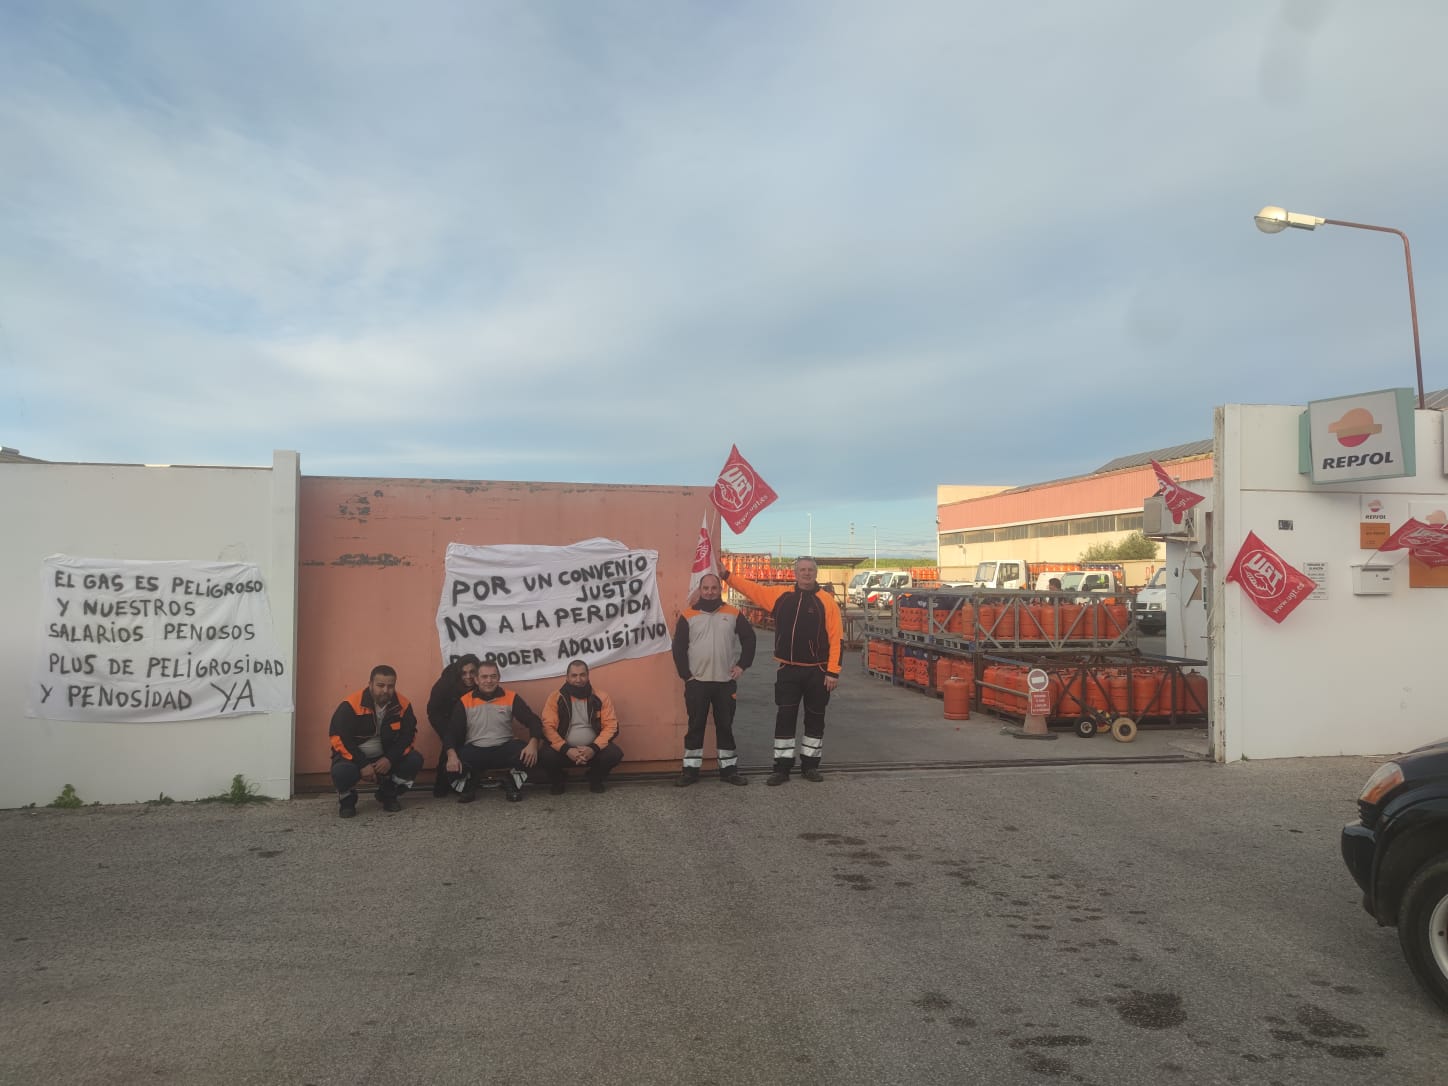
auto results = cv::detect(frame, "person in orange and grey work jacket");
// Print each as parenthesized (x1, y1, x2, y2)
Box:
(328, 664, 425, 818)
(443, 659, 544, 804)
(671, 572, 756, 786)
(539, 660, 624, 794)
(721, 555, 843, 785)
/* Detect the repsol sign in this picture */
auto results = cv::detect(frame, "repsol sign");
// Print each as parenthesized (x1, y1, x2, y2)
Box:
(1321, 450, 1396, 470)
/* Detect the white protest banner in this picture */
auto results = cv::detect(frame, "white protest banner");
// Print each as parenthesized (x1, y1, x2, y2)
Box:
(29, 556, 293, 722)
(436, 538, 671, 680)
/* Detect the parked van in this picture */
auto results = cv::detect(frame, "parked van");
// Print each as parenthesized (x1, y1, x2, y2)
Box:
(865, 571, 914, 608)
(1134, 567, 1167, 632)
(847, 570, 886, 605)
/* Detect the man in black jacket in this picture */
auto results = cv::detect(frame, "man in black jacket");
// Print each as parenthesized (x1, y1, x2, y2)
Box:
(328, 664, 424, 818)
(426, 655, 479, 796)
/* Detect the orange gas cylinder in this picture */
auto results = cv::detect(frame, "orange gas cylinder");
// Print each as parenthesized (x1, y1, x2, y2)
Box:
(1103, 603, 1130, 639)
(1018, 604, 1045, 641)
(1183, 672, 1208, 714)
(976, 605, 997, 640)
(1058, 672, 1083, 717)
(954, 603, 975, 636)
(1108, 670, 1129, 714)
(1037, 605, 1058, 640)
(1058, 603, 1083, 640)
(1086, 668, 1111, 712)
(1004, 667, 1028, 714)
(1132, 669, 1161, 718)
(944, 676, 972, 720)
(981, 666, 997, 709)
(995, 605, 1016, 640)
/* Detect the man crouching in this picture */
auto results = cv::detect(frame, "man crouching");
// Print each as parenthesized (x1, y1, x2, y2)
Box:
(444, 660, 544, 803)
(539, 660, 624, 794)
(329, 664, 424, 818)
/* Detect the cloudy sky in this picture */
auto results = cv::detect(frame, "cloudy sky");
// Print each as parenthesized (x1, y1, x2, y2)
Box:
(3, 1, 1446, 557)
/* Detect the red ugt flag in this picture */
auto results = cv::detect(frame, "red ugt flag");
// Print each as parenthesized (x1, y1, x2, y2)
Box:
(687, 513, 718, 596)
(1151, 460, 1206, 525)
(1377, 517, 1448, 568)
(1225, 531, 1316, 624)
(710, 445, 779, 534)
(1377, 517, 1448, 554)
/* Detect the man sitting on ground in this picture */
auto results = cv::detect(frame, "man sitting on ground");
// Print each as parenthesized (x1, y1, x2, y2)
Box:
(539, 660, 624, 794)
(443, 660, 543, 803)
(328, 664, 424, 818)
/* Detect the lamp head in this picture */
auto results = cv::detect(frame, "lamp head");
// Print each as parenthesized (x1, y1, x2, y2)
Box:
(1255, 206, 1289, 233)
(1254, 205, 1325, 233)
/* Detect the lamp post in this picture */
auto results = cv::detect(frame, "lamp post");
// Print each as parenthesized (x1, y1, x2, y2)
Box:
(1254, 205, 1425, 409)
(807, 513, 813, 556)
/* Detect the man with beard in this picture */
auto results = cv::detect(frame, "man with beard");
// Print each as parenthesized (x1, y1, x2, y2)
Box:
(426, 654, 479, 796)
(721, 556, 842, 785)
(671, 572, 755, 786)
(328, 664, 424, 817)
(539, 660, 624, 794)
(443, 660, 544, 803)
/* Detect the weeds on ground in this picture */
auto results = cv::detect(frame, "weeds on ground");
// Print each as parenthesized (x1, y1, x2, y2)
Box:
(145, 793, 175, 806)
(47, 784, 84, 809)
(199, 774, 272, 805)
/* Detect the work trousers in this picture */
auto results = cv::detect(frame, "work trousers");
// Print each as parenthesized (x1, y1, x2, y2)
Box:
(456, 738, 531, 776)
(682, 679, 740, 777)
(331, 749, 424, 797)
(773, 664, 830, 776)
(538, 742, 625, 785)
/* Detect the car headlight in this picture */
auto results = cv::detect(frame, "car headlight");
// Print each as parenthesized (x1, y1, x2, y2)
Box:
(1359, 761, 1404, 805)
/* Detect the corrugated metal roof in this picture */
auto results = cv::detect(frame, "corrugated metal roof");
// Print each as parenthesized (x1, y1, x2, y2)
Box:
(1093, 439, 1213, 475)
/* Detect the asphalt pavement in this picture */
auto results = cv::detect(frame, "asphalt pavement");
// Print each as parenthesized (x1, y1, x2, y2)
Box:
(4, 751, 1445, 1085)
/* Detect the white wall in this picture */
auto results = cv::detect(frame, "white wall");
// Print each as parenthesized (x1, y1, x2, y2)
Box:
(0, 453, 299, 806)
(1212, 405, 1447, 761)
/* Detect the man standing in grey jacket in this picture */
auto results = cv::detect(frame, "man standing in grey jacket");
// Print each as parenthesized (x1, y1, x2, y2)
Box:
(671, 573, 756, 786)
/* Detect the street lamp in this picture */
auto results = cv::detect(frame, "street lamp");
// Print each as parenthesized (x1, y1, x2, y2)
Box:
(1254, 205, 1425, 409)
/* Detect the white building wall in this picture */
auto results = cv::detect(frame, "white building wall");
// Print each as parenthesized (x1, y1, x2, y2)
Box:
(1213, 405, 1446, 761)
(0, 453, 299, 806)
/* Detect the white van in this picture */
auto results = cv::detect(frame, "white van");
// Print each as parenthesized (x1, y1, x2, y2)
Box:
(865, 571, 914, 608)
(1134, 567, 1167, 632)
(847, 570, 886, 605)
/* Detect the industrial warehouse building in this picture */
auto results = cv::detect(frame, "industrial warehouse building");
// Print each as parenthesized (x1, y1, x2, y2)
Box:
(935, 440, 1214, 579)
(939, 389, 1448, 580)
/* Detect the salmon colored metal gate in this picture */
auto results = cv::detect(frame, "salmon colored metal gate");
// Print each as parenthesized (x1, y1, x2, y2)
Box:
(294, 477, 712, 790)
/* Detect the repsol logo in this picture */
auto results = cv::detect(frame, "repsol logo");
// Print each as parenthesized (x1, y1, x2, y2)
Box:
(1321, 451, 1395, 470)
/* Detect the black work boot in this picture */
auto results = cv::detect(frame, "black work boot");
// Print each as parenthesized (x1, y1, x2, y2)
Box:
(675, 769, 700, 788)
(338, 791, 358, 818)
(720, 770, 748, 786)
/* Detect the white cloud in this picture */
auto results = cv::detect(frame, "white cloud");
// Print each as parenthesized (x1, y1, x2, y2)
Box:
(3, 0, 1447, 549)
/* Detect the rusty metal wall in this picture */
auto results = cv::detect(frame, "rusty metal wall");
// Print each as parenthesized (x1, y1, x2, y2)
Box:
(296, 477, 712, 783)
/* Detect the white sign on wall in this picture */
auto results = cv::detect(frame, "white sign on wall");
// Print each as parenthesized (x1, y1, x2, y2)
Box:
(436, 538, 671, 680)
(1299, 387, 1416, 484)
(29, 556, 293, 722)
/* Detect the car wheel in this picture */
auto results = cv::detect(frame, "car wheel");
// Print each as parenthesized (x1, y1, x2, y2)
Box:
(1398, 855, 1448, 1012)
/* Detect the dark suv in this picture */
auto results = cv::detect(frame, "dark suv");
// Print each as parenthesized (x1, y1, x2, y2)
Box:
(1341, 739, 1448, 1010)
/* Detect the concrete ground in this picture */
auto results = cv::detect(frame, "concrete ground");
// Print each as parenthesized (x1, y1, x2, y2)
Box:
(5, 754, 1444, 1086)
(722, 647, 1207, 775)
